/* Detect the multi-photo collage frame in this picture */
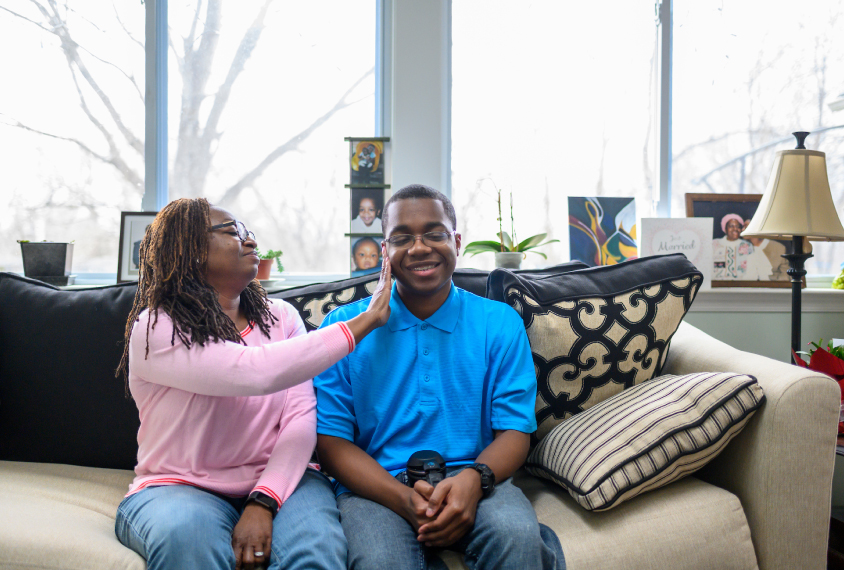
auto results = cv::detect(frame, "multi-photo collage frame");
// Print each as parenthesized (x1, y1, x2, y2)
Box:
(345, 137, 390, 276)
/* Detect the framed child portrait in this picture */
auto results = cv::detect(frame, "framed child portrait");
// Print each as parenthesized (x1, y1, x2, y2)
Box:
(350, 188, 385, 235)
(117, 211, 158, 283)
(350, 236, 382, 277)
(685, 193, 796, 288)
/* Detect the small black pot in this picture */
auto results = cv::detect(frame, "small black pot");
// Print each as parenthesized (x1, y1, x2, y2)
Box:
(20, 242, 74, 286)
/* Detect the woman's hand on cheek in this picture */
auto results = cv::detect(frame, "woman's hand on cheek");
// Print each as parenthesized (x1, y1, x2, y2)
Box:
(366, 248, 392, 328)
(347, 249, 392, 344)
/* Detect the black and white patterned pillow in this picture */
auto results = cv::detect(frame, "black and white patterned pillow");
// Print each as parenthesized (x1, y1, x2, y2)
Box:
(525, 372, 765, 511)
(269, 274, 381, 331)
(487, 254, 704, 443)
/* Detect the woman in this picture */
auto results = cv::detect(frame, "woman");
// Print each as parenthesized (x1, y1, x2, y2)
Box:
(114, 198, 391, 570)
(712, 213, 772, 281)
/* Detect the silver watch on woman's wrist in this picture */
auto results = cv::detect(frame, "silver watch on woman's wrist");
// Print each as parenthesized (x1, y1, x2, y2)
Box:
(469, 463, 496, 498)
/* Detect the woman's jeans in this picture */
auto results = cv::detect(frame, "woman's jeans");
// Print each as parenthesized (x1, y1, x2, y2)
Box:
(115, 468, 346, 570)
(337, 467, 566, 570)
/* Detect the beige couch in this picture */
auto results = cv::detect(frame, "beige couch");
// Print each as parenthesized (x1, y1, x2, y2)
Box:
(0, 321, 838, 570)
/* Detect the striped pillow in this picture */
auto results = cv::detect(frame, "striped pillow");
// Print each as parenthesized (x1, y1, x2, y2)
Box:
(525, 372, 765, 511)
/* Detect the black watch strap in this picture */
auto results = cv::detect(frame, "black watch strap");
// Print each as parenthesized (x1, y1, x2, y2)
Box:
(247, 490, 279, 513)
(469, 463, 496, 498)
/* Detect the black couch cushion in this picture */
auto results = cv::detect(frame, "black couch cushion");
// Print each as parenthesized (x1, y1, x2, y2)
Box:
(487, 254, 704, 444)
(0, 273, 140, 470)
(269, 264, 589, 332)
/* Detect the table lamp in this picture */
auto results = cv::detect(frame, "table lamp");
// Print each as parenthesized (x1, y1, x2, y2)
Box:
(742, 131, 844, 362)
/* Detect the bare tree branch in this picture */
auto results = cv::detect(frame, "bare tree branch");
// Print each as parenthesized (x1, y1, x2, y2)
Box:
(24, 0, 145, 161)
(1, 119, 143, 189)
(217, 68, 375, 207)
(5, 3, 144, 104)
(112, 2, 144, 52)
(201, 0, 272, 148)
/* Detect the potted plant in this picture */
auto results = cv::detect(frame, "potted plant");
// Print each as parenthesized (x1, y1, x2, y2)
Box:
(255, 249, 284, 280)
(463, 189, 559, 269)
(17, 240, 75, 286)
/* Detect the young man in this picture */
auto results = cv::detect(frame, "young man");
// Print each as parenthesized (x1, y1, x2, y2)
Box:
(314, 184, 566, 569)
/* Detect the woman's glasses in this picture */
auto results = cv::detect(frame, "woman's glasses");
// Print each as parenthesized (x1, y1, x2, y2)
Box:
(209, 220, 255, 242)
(385, 231, 455, 250)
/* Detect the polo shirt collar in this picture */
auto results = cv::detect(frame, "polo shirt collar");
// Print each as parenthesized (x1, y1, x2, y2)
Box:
(388, 281, 460, 333)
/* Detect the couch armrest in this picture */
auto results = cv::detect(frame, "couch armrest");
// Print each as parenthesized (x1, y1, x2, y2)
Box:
(663, 321, 839, 570)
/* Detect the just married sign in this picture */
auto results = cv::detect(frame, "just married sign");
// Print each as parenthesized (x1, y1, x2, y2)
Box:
(640, 218, 713, 289)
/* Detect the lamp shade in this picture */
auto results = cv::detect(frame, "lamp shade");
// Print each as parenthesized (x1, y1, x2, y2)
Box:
(742, 149, 844, 241)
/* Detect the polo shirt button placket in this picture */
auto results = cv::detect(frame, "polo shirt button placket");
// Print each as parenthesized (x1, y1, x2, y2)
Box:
(421, 324, 428, 330)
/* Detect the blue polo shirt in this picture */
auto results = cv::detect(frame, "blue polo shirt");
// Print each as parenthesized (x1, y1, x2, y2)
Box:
(314, 283, 537, 495)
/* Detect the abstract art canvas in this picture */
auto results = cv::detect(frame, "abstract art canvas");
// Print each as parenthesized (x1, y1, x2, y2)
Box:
(568, 197, 637, 267)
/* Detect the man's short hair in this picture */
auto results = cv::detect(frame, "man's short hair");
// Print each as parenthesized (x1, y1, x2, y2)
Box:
(381, 184, 457, 235)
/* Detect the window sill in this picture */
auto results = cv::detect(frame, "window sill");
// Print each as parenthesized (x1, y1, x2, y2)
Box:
(690, 287, 844, 313)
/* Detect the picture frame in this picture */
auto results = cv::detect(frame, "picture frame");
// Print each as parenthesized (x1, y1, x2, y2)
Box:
(347, 138, 389, 185)
(685, 193, 798, 288)
(117, 211, 157, 283)
(350, 188, 385, 235)
(568, 196, 637, 266)
(640, 217, 714, 290)
(350, 236, 382, 277)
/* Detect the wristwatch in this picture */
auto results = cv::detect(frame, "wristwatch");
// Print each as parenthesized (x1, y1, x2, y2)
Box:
(247, 491, 279, 513)
(469, 463, 496, 498)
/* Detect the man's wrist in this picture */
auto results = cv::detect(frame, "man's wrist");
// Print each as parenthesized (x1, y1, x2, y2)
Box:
(458, 467, 484, 499)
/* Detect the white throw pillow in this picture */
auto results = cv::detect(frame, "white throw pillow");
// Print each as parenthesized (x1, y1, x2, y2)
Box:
(525, 372, 765, 511)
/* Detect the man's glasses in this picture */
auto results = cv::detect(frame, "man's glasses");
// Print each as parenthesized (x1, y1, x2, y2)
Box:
(209, 220, 255, 243)
(385, 230, 455, 250)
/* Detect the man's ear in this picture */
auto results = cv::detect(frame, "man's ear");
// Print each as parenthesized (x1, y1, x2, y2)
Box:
(454, 232, 462, 256)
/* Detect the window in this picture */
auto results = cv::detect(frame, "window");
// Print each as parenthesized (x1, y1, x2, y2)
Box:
(451, 1, 657, 269)
(0, 2, 145, 273)
(1, 1, 375, 277)
(672, 0, 844, 274)
(167, 1, 375, 273)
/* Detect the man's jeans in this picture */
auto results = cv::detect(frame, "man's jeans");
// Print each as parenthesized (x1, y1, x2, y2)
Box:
(337, 467, 566, 570)
(115, 468, 346, 570)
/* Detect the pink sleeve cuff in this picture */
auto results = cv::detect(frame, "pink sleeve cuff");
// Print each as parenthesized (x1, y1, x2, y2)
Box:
(338, 322, 355, 352)
(317, 322, 355, 361)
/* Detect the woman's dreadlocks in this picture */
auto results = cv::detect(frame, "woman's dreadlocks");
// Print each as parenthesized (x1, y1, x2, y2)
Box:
(116, 198, 276, 392)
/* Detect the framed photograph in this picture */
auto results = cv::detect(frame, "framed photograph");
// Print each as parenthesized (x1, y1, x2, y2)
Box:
(350, 188, 385, 235)
(348, 139, 387, 185)
(568, 196, 637, 266)
(640, 217, 714, 289)
(117, 211, 157, 283)
(685, 194, 796, 288)
(350, 236, 382, 277)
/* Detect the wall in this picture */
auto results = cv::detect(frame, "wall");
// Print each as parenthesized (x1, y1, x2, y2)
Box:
(686, 289, 844, 362)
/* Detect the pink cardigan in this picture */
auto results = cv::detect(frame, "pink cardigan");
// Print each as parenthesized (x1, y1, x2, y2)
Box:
(126, 299, 354, 508)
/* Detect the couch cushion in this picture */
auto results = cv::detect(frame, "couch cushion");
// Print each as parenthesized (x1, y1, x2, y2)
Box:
(0, 460, 143, 570)
(525, 372, 765, 511)
(0, 273, 141, 470)
(514, 471, 759, 570)
(438, 471, 759, 570)
(269, 263, 589, 331)
(487, 254, 704, 442)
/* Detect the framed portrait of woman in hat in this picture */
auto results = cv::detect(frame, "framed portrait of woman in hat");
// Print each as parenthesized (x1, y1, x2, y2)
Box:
(686, 193, 798, 288)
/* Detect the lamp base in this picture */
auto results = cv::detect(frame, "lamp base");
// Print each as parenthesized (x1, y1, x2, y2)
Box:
(782, 236, 813, 363)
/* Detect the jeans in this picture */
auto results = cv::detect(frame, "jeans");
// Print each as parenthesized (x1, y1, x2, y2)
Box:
(115, 468, 346, 570)
(337, 467, 566, 570)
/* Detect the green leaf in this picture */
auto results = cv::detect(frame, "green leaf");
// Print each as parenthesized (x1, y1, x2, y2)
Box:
(515, 233, 548, 251)
(525, 250, 548, 259)
(498, 232, 513, 251)
(464, 240, 504, 256)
